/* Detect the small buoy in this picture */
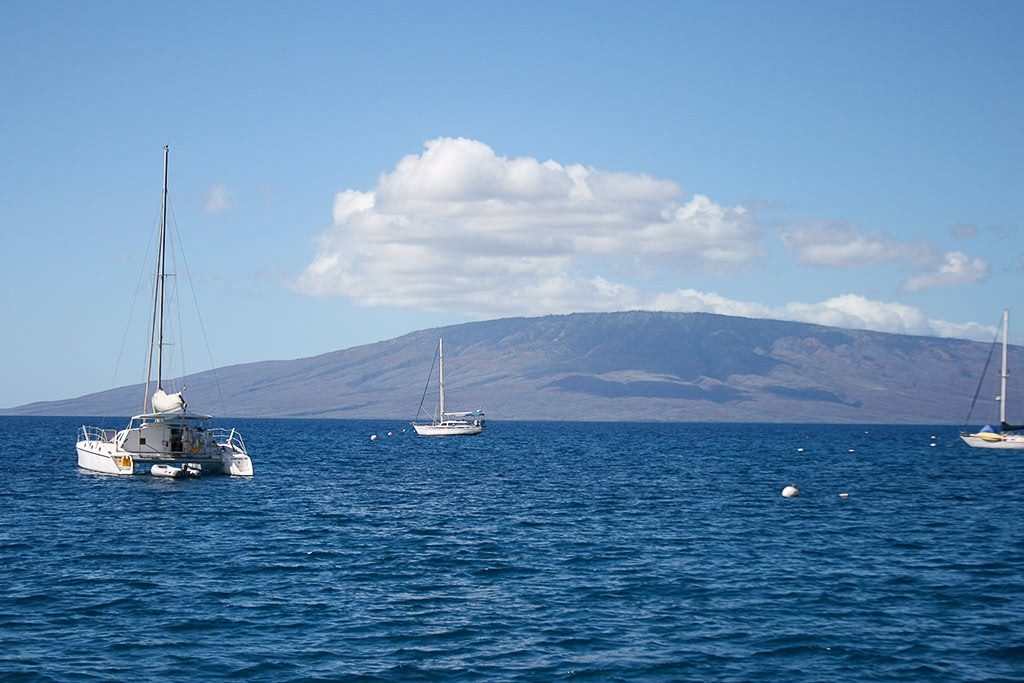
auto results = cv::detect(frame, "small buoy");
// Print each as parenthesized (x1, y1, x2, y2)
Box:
(848, 448, 855, 452)
(796, 447, 804, 452)
(387, 432, 393, 437)
(782, 485, 800, 498)
(838, 492, 849, 498)
(930, 435, 936, 439)
(930, 442, 936, 447)
(370, 434, 377, 441)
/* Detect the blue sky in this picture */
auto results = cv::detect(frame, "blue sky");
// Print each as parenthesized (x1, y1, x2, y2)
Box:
(2, 0, 1022, 408)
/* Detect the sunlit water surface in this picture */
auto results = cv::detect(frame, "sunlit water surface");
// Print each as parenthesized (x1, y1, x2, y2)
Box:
(1, 417, 1022, 681)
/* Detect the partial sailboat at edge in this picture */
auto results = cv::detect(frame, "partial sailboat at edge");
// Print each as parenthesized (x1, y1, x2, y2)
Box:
(961, 308, 1024, 450)
(412, 338, 485, 436)
(75, 146, 254, 476)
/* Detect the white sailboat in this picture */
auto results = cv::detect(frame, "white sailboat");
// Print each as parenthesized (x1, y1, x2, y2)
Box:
(75, 146, 254, 476)
(961, 308, 1024, 450)
(412, 338, 485, 436)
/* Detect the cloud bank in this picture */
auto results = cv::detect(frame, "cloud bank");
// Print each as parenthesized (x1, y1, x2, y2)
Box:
(298, 137, 759, 308)
(647, 291, 995, 340)
(296, 138, 995, 341)
(781, 221, 904, 267)
(902, 250, 989, 292)
(780, 222, 989, 292)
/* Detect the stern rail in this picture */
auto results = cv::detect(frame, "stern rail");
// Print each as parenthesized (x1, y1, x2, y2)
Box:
(209, 427, 247, 454)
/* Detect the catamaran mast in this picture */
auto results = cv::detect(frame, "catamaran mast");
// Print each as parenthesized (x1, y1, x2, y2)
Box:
(439, 338, 446, 419)
(157, 145, 169, 391)
(1000, 308, 1008, 426)
(142, 145, 170, 414)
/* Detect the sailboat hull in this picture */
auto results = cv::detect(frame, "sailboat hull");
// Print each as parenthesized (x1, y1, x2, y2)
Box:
(960, 433, 1024, 450)
(412, 423, 484, 436)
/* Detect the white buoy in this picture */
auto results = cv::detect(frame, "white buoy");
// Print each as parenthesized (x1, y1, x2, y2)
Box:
(838, 492, 850, 498)
(848, 448, 855, 452)
(370, 434, 377, 441)
(930, 443, 936, 447)
(387, 432, 393, 437)
(796, 447, 804, 452)
(782, 485, 800, 498)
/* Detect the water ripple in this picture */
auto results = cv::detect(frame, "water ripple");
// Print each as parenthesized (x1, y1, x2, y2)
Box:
(2, 417, 1023, 681)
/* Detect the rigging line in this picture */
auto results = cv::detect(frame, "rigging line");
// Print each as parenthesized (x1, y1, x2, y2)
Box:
(415, 343, 440, 421)
(963, 323, 1002, 429)
(166, 201, 187, 389)
(111, 213, 160, 392)
(143, 188, 165, 414)
(169, 200, 227, 416)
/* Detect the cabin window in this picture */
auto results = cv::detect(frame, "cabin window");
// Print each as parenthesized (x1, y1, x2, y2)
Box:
(139, 438, 146, 445)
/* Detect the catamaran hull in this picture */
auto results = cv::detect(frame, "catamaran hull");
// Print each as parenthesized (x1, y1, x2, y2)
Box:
(76, 442, 134, 475)
(960, 434, 1024, 450)
(412, 423, 484, 436)
(76, 442, 254, 475)
(221, 448, 254, 475)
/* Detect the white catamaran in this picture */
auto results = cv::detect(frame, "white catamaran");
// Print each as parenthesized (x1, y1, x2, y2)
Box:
(412, 338, 485, 436)
(961, 308, 1024, 450)
(75, 146, 254, 476)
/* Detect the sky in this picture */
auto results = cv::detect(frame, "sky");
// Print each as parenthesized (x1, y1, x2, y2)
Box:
(2, 0, 1022, 408)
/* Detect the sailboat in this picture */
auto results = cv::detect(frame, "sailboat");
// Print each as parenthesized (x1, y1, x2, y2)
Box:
(412, 338, 485, 436)
(75, 146, 254, 476)
(961, 308, 1024, 450)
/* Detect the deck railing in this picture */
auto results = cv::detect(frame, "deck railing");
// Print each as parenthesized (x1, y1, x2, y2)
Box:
(78, 425, 117, 443)
(209, 427, 247, 454)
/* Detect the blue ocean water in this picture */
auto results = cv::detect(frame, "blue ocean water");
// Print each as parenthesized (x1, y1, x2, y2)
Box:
(1, 417, 1022, 681)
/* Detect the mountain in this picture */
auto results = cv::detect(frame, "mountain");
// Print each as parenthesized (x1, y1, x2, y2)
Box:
(5, 311, 1019, 423)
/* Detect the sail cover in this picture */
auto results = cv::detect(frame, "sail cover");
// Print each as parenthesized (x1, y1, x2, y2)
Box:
(152, 389, 187, 413)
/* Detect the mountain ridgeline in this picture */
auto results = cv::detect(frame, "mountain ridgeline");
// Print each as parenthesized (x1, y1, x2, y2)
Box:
(8, 311, 1020, 424)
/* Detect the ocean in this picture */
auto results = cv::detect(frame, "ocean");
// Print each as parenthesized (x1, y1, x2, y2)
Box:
(1, 416, 1022, 681)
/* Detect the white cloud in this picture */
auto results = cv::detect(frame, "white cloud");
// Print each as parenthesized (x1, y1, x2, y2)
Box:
(781, 221, 990, 294)
(202, 184, 232, 213)
(647, 291, 996, 341)
(902, 250, 989, 292)
(780, 222, 905, 267)
(297, 137, 762, 311)
(294, 138, 994, 341)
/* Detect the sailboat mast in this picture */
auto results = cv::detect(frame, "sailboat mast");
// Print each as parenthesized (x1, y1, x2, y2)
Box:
(156, 145, 169, 390)
(142, 146, 170, 414)
(439, 338, 445, 419)
(1000, 308, 1009, 425)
